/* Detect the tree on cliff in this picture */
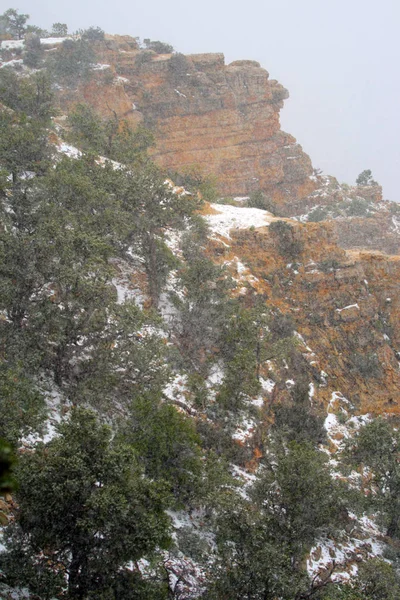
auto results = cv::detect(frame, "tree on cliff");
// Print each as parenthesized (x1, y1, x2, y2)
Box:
(0, 8, 29, 39)
(345, 417, 400, 539)
(0, 408, 172, 599)
(356, 169, 378, 186)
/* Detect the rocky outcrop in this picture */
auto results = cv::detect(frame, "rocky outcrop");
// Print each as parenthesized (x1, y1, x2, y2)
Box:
(58, 37, 316, 208)
(218, 221, 400, 416)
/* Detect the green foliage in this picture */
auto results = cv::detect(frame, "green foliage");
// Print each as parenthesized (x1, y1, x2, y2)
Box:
(0, 408, 171, 599)
(123, 395, 203, 505)
(345, 418, 400, 538)
(119, 163, 201, 308)
(217, 305, 263, 410)
(273, 380, 327, 446)
(23, 33, 44, 68)
(252, 441, 346, 561)
(51, 22, 68, 36)
(356, 169, 378, 186)
(81, 26, 105, 41)
(168, 52, 191, 78)
(170, 222, 234, 373)
(0, 69, 54, 121)
(346, 196, 371, 217)
(247, 189, 277, 213)
(351, 352, 382, 379)
(206, 442, 346, 599)
(171, 165, 219, 202)
(0, 110, 50, 185)
(47, 38, 95, 86)
(67, 103, 154, 164)
(0, 8, 29, 39)
(269, 220, 303, 259)
(320, 559, 400, 599)
(308, 205, 329, 222)
(206, 494, 309, 599)
(0, 439, 15, 494)
(319, 257, 342, 272)
(0, 364, 46, 445)
(143, 38, 174, 53)
(218, 303, 295, 411)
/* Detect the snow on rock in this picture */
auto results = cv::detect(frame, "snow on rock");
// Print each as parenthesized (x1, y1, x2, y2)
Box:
(40, 37, 71, 46)
(308, 516, 386, 583)
(206, 203, 273, 239)
(93, 63, 111, 70)
(0, 58, 23, 68)
(336, 303, 360, 313)
(164, 374, 190, 409)
(205, 362, 224, 399)
(1, 39, 24, 50)
(56, 142, 82, 159)
(22, 384, 69, 446)
(232, 417, 256, 442)
(112, 275, 144, 306)
(260, 377, 275, 393)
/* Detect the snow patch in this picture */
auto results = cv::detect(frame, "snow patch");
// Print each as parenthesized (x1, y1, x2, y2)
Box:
(206, 203, 273, 239)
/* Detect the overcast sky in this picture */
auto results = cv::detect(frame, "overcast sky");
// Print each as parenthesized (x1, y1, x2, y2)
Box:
(6, 0, 400, 201)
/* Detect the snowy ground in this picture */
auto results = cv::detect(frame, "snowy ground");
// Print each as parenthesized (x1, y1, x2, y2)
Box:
(206, 203, 274, 238)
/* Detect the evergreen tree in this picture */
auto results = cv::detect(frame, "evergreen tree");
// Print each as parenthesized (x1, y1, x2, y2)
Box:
(0, 408, 172, 599)
(356, 169, 378, 186)
(345, 418, 400, 538)
(123, 395, 203, 505)
(0, 8, 29, 39)
(120, 163, 200, 308)
(170, 219, 234, 373)
(51, 22, 68, 36)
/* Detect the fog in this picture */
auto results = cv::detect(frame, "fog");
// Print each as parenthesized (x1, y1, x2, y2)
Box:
(11, 0, 400, 201)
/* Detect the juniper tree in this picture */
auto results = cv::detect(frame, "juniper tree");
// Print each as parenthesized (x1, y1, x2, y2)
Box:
(0, 408, 172, 599)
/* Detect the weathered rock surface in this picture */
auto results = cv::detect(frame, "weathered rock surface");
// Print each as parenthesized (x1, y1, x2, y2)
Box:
(58, 37, 316, 208)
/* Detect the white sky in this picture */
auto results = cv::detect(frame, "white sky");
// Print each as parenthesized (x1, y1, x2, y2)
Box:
(7, 0, 400, 201)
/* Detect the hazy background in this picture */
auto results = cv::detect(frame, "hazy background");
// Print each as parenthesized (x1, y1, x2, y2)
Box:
(6, 0, 400, 201)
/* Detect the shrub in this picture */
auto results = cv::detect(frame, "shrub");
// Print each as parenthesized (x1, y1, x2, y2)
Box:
(352, 352, 382, 379)
(308, 205, 328, 222)
(247, 190, 277, 213)
(143, 38, 174, 54)
(23, 33, 44, 68)
(81, 26, 105, 41)
(269, 220, 303, 259)
(346, 197, 370, 217)
(47, 38, 95, 86)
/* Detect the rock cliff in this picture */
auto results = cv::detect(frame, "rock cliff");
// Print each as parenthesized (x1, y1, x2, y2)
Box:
(56, 36, 316, 208)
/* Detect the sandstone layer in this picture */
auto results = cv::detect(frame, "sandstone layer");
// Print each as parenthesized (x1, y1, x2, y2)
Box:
(57, 37, 316, 208)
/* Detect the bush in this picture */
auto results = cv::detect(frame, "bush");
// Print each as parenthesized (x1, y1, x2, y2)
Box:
(346, 197, 370, 217)
(307, 205, 329, 222)
(81, 26, 105, 41)
(352, 352, 382, 379)
(135, 50, 154, 67)
(247, 190, 277, 213)
(143, 38, 174, 54)
(47, 38, 95, 86)
(169, 52, 191, 76)
(23, 33, 44, 68)
(269, 220, 303, 259)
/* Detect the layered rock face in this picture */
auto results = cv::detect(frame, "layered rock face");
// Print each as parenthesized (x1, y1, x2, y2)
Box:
(61, 38, 316, 206)
(55, 37, 399, 255)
